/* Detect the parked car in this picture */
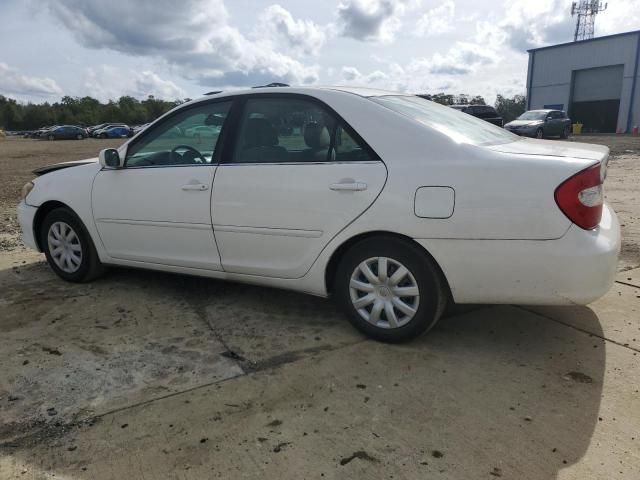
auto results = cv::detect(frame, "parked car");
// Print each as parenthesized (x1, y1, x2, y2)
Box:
(504, 110, 571, 139)
(17, 87, 619, 342)
(93, 124, 131, 138)
(28, 126, 58, 139)
(132, 124, 149, 134)
(184, 125, 220, 138)
(450, 105, 503, 127)
(41, 125, 87, 141)
(95, 126, 132, 139)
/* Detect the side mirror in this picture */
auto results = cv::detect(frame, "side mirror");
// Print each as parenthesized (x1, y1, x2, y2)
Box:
(99, 148, 121, 168)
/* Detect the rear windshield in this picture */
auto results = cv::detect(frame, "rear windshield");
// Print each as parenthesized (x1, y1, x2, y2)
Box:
(372, 95, 518, 146)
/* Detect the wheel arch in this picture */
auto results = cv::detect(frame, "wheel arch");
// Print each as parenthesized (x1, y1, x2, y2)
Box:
(324, 230, 453, 302)
(33, 200, 76, 251)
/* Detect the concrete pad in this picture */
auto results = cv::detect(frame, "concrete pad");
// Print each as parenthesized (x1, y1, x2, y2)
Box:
(2, 305, 638, 479)
(0, 260, 243, 444)
(200, 283, 363, 371)
(527, 282, 640, 351)
(617, 267, 640, 288)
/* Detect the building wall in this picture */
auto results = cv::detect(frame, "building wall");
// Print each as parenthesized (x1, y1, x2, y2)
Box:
(527, 32, 640, 132)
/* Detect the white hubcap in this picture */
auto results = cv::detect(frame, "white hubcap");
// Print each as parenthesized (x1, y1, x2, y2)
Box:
(47, 221, 82, 273)
(349, 257, 420, 329)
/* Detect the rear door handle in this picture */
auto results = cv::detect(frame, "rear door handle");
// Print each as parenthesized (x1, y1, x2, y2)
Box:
(181, 183, 209, 191)
(330, 182, 367, 191)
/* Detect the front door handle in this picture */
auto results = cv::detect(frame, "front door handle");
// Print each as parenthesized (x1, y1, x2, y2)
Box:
(330, 182, 367, 191)
(181, 183, 209, 191)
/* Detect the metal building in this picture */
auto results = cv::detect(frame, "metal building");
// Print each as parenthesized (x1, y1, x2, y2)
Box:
(527, 30, 640, 133)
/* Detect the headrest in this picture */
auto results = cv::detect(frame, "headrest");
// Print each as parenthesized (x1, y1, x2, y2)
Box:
(243, 118, 278, 148)
(303, 122, 330, 149)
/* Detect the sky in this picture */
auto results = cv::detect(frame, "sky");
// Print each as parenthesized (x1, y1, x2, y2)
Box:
(1, 0, 639, 105)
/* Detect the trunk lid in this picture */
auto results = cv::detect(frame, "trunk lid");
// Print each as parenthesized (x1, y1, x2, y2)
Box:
(487, 138, 609, 162)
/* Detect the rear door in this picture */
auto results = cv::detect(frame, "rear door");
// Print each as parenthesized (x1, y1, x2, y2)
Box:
(211, 94, 387, 278)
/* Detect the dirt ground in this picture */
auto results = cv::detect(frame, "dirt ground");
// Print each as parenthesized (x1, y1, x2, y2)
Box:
(0, 135, 639, 479)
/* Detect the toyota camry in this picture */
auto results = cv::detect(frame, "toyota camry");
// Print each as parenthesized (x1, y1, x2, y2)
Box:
(17, 86, 620, 342)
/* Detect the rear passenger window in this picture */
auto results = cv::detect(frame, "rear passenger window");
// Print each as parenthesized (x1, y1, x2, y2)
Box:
(334, 127, 373, 162)
(232, 97, 375, 164)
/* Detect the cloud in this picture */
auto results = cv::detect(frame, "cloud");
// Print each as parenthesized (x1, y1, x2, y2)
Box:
(335, 0, 404, 43)
(415, 1, 455, 37)
(425, 42, 497, 75)
(257, 4, 327, 56)
(479, 0, 574, 51)
(341, 66, 390, 84)
(597, 0, 640, 36)
(45, 0, 320, 87)
(339, 41, 499, 94)
(0, 63, 63, 97)
(83, 66, 186, 101)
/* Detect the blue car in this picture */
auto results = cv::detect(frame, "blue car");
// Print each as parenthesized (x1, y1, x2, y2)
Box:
(97, 126, 132, 139)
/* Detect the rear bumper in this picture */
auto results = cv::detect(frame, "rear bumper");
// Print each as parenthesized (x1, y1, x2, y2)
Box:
(415, 204, 620, 305)
(17, 201, 39, 251)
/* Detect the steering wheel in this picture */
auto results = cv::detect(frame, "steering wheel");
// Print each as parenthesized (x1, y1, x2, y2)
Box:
(170, 145, 207, 164)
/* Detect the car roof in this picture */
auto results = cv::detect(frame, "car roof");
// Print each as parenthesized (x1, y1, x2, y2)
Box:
(190, 85, 403, 105)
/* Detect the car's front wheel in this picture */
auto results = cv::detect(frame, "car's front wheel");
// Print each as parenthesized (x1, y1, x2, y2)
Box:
(535, 127, 544, 139)
(334, 236, 447, 342)
(40, 208, 104, 282)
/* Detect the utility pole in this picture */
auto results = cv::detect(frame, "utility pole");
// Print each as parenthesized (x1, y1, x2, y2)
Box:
(572, 1, 608, 41)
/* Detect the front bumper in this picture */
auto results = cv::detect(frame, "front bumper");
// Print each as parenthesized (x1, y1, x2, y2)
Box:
(415, 204, 621, 305)
(505, 127, 537, 137)
(16, 200, 39, 251)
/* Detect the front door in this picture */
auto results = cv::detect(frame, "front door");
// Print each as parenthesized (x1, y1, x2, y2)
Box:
(212, 95, 387, 279)
(92, 100, 232, 270)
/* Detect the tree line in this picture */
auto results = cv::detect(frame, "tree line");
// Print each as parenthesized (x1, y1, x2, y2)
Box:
(418, 92, 527, 123)
(0, 92, 527, 131)
(0, 95, 186, 131)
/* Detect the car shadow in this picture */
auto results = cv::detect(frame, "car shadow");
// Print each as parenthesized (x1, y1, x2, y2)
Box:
(0, 262, 605, 478)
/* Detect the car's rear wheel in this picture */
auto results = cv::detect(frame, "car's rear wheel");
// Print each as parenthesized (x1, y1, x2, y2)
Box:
(334, 236, 447, 342)
(76, 134, 83, 140)
(535, 128, 544, 139)
(40, 208, 104, 283)
(560, 126, 570, 139)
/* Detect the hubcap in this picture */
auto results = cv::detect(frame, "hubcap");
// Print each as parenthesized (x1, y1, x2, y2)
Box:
(47, 221, 82, 273)
(349, 257, 420, 329)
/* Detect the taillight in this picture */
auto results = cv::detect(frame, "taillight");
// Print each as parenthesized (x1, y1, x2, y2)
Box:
(554, 163, 603, 230)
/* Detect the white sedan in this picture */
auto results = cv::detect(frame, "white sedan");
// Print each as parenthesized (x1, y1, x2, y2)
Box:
(17, 87, 620, 342)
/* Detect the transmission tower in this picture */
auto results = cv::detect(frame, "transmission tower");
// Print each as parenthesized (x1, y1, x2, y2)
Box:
(572, 1, 608, 41)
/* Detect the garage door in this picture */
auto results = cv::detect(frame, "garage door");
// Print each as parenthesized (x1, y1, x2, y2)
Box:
(571, 65, 623, 133)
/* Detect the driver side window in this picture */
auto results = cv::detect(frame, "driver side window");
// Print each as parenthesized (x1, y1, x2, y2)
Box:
(125, 101, 232, 167)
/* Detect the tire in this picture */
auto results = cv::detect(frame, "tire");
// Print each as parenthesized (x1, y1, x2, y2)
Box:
(48, 135, 55, 141)
(99, 133, 106, 139)
(535, 128, 544, 139)
(334, 236, 447, 342)
(76, 134, 83, 140)
(560, 126, 570, 139)
(40, 208, 104, 283)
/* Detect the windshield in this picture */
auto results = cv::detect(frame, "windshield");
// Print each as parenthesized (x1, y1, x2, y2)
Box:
(518, 111, 547, 120)
(372, 96, 517, 146)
